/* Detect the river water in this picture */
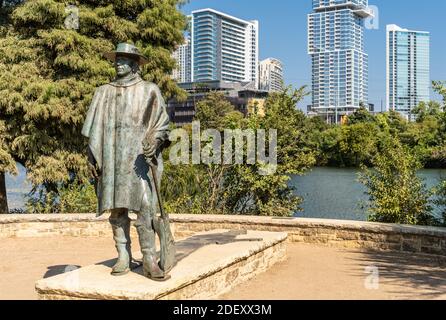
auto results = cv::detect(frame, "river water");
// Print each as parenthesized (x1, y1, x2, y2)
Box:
(291, 167, 446, 221)
(6, 165, 446, 220)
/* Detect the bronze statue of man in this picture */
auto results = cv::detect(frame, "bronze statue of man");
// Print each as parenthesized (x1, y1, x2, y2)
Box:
(82, 43, 175, 281)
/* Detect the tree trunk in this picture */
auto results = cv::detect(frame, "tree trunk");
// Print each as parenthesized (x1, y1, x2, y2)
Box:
(0, 171, 9, 214)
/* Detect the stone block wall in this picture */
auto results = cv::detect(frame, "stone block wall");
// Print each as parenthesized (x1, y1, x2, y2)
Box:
(170, 215, 446, 256)
(1, 214, 445, 257)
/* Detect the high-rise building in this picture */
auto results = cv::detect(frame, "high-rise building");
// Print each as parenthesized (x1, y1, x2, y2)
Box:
(172, 37, 192, 83)
(386, 24, 430, 121)
(191, 8, 259, 88)
(259, 58, 284, 92)
(308, 0, 373, 123)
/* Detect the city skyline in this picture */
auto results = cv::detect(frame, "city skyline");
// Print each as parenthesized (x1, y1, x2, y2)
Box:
(180, 0, 446, 112)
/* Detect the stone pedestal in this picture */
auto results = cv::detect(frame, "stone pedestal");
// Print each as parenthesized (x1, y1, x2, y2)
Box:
(35, 230, 287, 300)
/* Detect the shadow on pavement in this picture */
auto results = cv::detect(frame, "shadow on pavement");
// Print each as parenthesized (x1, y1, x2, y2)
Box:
(346, 249, 446, 299)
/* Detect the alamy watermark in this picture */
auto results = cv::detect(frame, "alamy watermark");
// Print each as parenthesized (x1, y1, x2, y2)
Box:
(168, 121, 278, 176)
(62, 265, 81, 290)
(365, 5, 379, 30)
(64, 5, 79, 30)
(364, 265, 380, 290)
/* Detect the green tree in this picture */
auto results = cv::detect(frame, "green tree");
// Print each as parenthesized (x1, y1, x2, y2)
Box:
(163, 87, 316, 217)
(431, 81, 446, 225)
(25, 179, 97, 213)
(194, 91, 240, 131)
(412, 101, 443, 122)
(0, 0, 23, 213)
(401, 83, 446, 167)
(359, 137, 436, 226)
(433, 81, 446, 106)
(341, 123, 379, 166)
(383, 110, 409, 136)
(301, 116, 328, 165)
(433, 181, 446, 226)
(223, 87, 316, 216)
(0, 0, 187, 212)
(162, 92, 243, 215)
(194, 92, 244, 214)
(316, 125, 343, 166)
(318, 122, 380, 167)
(0, 120, 16, 213)
(347, 106, 375, 125)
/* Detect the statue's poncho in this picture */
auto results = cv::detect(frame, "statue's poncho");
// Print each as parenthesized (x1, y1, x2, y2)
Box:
(82, 76, 170, 216)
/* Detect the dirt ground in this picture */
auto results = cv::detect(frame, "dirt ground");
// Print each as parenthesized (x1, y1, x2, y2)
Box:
(1, 236, 445, 300)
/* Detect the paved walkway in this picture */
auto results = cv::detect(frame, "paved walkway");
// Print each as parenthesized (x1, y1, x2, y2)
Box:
(1, 236, 445, 300)
(221, 243, 446, 300)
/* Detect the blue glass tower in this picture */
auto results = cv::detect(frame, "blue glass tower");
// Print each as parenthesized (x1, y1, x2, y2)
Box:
(386, 25, 430, 121)
(308, 0, 373, 123)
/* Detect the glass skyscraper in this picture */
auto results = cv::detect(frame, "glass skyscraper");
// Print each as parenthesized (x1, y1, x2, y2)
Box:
(308, 0, 373, 123)
(191, 9, 259, 88)
(386, 25, 430, 121)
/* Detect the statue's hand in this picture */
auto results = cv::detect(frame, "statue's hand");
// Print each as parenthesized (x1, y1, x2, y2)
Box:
(143, 137, 161, 166)
(87, 146, 101, 179)
(88, 162, 101, 180)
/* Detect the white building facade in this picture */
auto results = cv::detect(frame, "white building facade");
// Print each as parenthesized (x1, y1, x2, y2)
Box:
(172, 37, 192, 83)
(191, 8, 259, 88)
(259, 58, 284, 92)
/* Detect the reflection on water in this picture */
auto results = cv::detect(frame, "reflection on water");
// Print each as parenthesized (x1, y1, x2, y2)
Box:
(291, 167, 446, 221)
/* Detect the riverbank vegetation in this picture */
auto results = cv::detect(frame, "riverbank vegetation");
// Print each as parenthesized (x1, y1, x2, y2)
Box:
(435, 181, 446, 224)
(162, 83, 446, 225)
(310, 100, 446, 169)
(358, 137, 437, 225)
(353, 83, 445, 226)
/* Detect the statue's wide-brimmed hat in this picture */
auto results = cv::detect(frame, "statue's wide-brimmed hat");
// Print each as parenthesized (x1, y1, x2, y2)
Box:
(103, 43, 148, 66)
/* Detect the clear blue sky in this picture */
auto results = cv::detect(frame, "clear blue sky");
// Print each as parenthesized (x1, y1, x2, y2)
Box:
(180, 0, 446, 112)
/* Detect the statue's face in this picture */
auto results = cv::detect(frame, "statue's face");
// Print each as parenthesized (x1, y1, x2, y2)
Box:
(115, 55, 136, 78)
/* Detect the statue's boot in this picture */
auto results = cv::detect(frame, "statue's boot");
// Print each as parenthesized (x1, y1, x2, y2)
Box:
(136, 224, 170, 281)
(109, 215, 132, 276)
